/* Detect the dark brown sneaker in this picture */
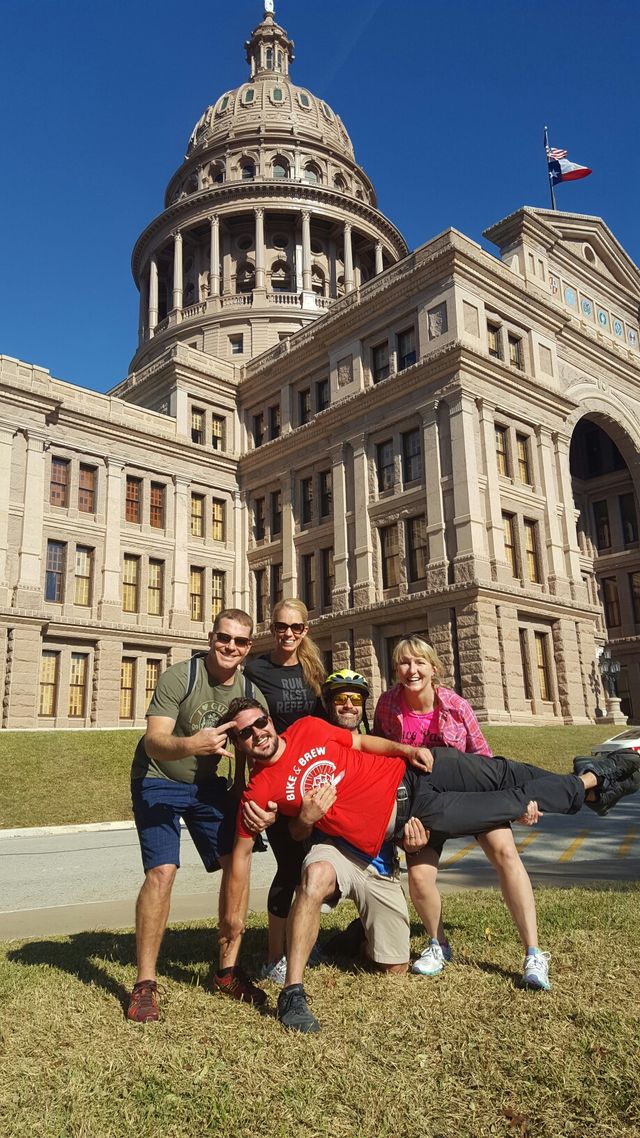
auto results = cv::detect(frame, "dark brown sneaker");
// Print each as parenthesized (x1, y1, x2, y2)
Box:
(127, 980, 159, 1023)
(211, 966, 267, 1006)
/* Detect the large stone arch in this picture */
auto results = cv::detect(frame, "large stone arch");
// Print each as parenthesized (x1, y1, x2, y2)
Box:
(565, 385, 640, 485)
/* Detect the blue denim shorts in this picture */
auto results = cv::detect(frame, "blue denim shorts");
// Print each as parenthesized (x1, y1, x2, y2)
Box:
(131, 776, 236, 872)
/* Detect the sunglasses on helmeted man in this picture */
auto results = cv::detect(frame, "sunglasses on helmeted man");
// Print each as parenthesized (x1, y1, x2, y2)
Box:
(215, 632, 252, 648)
(234, 714, 270, 741)
(332, 692, 364, 706)
(273, 621, 305, 635)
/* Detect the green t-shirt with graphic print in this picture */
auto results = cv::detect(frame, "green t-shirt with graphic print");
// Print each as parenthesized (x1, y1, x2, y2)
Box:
(131, 657, 267, 784)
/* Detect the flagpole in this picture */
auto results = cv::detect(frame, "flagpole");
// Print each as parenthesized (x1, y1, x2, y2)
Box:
(544, 125, 557, 211)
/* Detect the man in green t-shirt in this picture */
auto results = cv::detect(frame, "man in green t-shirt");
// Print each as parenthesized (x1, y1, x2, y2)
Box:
(127, 608, 268, 1024)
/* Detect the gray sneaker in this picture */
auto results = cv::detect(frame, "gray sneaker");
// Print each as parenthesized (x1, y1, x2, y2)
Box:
(277, 984, 320, 1033)
(522, 951, 551, 991)
(259, 956, 287, 986)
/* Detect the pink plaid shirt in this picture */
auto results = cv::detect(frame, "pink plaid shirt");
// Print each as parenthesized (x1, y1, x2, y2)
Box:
(373, 684, 492, 757)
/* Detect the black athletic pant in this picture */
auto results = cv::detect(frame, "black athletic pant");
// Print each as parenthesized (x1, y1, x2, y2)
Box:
(266, 813, 306, 918)
(397, 748, 585, 840)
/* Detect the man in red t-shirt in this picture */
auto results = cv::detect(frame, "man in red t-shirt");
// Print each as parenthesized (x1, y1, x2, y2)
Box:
(220, 698, 640, 1033)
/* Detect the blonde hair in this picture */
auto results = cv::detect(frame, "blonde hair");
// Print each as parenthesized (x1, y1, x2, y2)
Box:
(392, 636, 442, 688)
(272, 597, 325, 696)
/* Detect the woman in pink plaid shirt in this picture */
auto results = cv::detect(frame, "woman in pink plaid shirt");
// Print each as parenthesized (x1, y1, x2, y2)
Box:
(373, 635, 551, 991)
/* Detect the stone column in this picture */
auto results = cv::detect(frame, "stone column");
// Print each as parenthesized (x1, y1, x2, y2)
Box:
(15, 430, 47, 608)
(420, 402, 448, 591)
(536, 425, 569, 596)
(148, 256, 158, 333)
(448, 392, 491, 583)
(172, 230, 183, 313)
(350, 434, 375, 605)
(554, 431, 583, 593)
(343, 221, 354, 293)
(138, 271, 148, 346)
(170, 474, 190, 630)
(0, 427, 13, 606)
(281, 473, 297, 596)
(301, 210, 312, 293)
(254, 207, 266, 292)
(98, 458, 123, 619)
(477, 399, 508, 581)
(232, 490, 249, 609)
(374, 241, 384, 275)
(330, 443, 351, 610)
(209, 216, 220, 297)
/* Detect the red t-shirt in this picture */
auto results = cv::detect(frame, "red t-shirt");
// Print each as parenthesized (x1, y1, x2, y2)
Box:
(237, 717, 406, 857)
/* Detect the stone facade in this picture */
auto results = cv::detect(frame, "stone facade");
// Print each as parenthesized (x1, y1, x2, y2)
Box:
(1, 7, 639, 728)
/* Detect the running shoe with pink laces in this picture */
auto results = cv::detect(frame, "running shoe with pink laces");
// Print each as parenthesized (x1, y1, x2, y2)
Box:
(127, 980, 160, 1023)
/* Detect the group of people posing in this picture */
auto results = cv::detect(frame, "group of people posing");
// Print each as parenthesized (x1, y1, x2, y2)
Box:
(127, 599, 640, 1033)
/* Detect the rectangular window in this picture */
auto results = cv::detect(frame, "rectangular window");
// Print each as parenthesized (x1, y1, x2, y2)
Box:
(301, 552, 316, 610)
(398, 328, 416, 370)
(508, 334, 524, 369)
(120, 657, 135, 719)
(39, 650, 59, 716)
(502, 513, 518, 577)
(534, 632, 551, 701)
(50, 457, 70, 508)
(229, 333, 244, 354)
(380, 524, 400, 588)
(254, 497, 265, 541)
(270, 490, 282, 536)
(74, 545, 93, 606)
(254, 568, 268, 624)
(122, 554, 140, 612)
(602, 577, 621, 628)
(189, 567, 204, 621)
(299, 388, 311, 426)
(318, 470, 332, 518)
(402, 428, 422, 484)
(125, 476, 142, 524)
(320, 547, 334, 609)
(211, 415, 225, 450)
(145, 659, 161, 706)
(191, 407, 205, 444)
(372, 341, 390, 383)
(593, 500, 611, 551)
(495, 425, 509, 476)
(212, 570, 225, 622)
(212, 498, 225, 541)
(150, 482, 165, 529)
(519, 629, 533, 700)
(268, 404, 281, 440)
(190, 493, 205, 537)
(148, 559, 163, 615)
(253, 412, 265, 448)
(45, 539, 66, 602)
(315, 378, 330, 412)
(78, 464, 96, 513)
(301, 477, 313, 526)
(487, 322, 502, 359)
(407, 515, 428, 582)
(68, 652, 88, 718)
(516, 434, 532, 484)
(524, 519, 541, 583)
(376, 439, 395, 492)
(630, 572, 640, 623)
(271, 562, 283, 607)
(619, 492, 638, 545)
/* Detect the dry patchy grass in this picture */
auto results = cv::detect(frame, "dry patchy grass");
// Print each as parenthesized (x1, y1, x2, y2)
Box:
(1, 888, 639, 1138)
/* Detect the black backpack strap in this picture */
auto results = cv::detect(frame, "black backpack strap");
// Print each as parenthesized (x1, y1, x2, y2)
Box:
(243, 674, 255, 700)
(181, 652, 207, 705)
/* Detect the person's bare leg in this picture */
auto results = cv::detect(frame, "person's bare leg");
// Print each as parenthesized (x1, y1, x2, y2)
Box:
(477, 829, 537, 949)
(285, 862, 336, 987)
(134, 864, 177, 982)
(217, 853, 249, 969)
(267, 913, 287, 963)
(406, 848, 444, 940)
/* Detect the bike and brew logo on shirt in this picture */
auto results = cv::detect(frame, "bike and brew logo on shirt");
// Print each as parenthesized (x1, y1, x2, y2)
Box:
(285, 745, 341, 801)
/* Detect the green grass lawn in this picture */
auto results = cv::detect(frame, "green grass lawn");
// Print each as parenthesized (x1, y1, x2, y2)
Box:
(0, 724, 619, 829)
(1, 888, 638, 1138)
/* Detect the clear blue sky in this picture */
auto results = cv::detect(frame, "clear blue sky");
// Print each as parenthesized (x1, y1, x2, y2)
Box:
(2, 0, 638, 393)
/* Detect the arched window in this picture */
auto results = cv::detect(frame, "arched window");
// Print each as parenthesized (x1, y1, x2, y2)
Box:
(333, 174, 347, 192)
(336, 274, 345, 298)
(210, 162, 225, 184)
(236, 261, 255, 293)
(265, 47, 273, 69)
(242, 88, 255, 106)
(272, 156, 290, 179)
(240, 159, 255, 180)
(311, 265, 325, 296)
(270, 259, 292, 292)
(304, 162, 322, 185)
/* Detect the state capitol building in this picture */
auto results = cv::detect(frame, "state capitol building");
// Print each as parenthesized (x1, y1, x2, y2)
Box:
(2, 5, 640, 729)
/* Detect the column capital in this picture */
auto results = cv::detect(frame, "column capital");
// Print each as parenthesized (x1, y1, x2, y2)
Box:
(21, 428, 49, 448)
(172, 473, 191, 490)
(105, 456, 125, 472)
(172, 229, 183, 242)
(534, 423, 553, 443)
(343, 220, 352, 233)
(301, 208, 311, 222)
(209, 214, 220, 228)
(417, 399, 439, 425)
(475, 396, 496, 419)
(254, 206, 265, 219)
(348, 431, 368, 455)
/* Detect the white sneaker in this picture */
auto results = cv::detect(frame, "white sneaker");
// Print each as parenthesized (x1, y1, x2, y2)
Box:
(259, 955, 287, 986)
(522, 951, 551, 991)
(411, 941, 446, 977)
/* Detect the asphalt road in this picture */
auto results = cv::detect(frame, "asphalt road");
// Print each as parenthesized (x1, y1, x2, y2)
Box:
(1, 798, 637, 940)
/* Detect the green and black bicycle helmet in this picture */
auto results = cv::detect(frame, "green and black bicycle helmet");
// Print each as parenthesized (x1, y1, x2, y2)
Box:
(322, 668, 370, 702)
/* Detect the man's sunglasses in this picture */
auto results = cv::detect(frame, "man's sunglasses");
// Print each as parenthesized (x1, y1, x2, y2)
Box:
(215, 632, 252, 648)
(234, 714, 270, 741)
(273, 622, 305, 635)
(332, 692, 364, 706)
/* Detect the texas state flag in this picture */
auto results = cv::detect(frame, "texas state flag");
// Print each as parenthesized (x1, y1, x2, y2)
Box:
(546, 146, 592, 186)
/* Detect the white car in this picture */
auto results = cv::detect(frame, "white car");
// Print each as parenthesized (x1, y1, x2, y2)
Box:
(591, 728, 640, 756)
